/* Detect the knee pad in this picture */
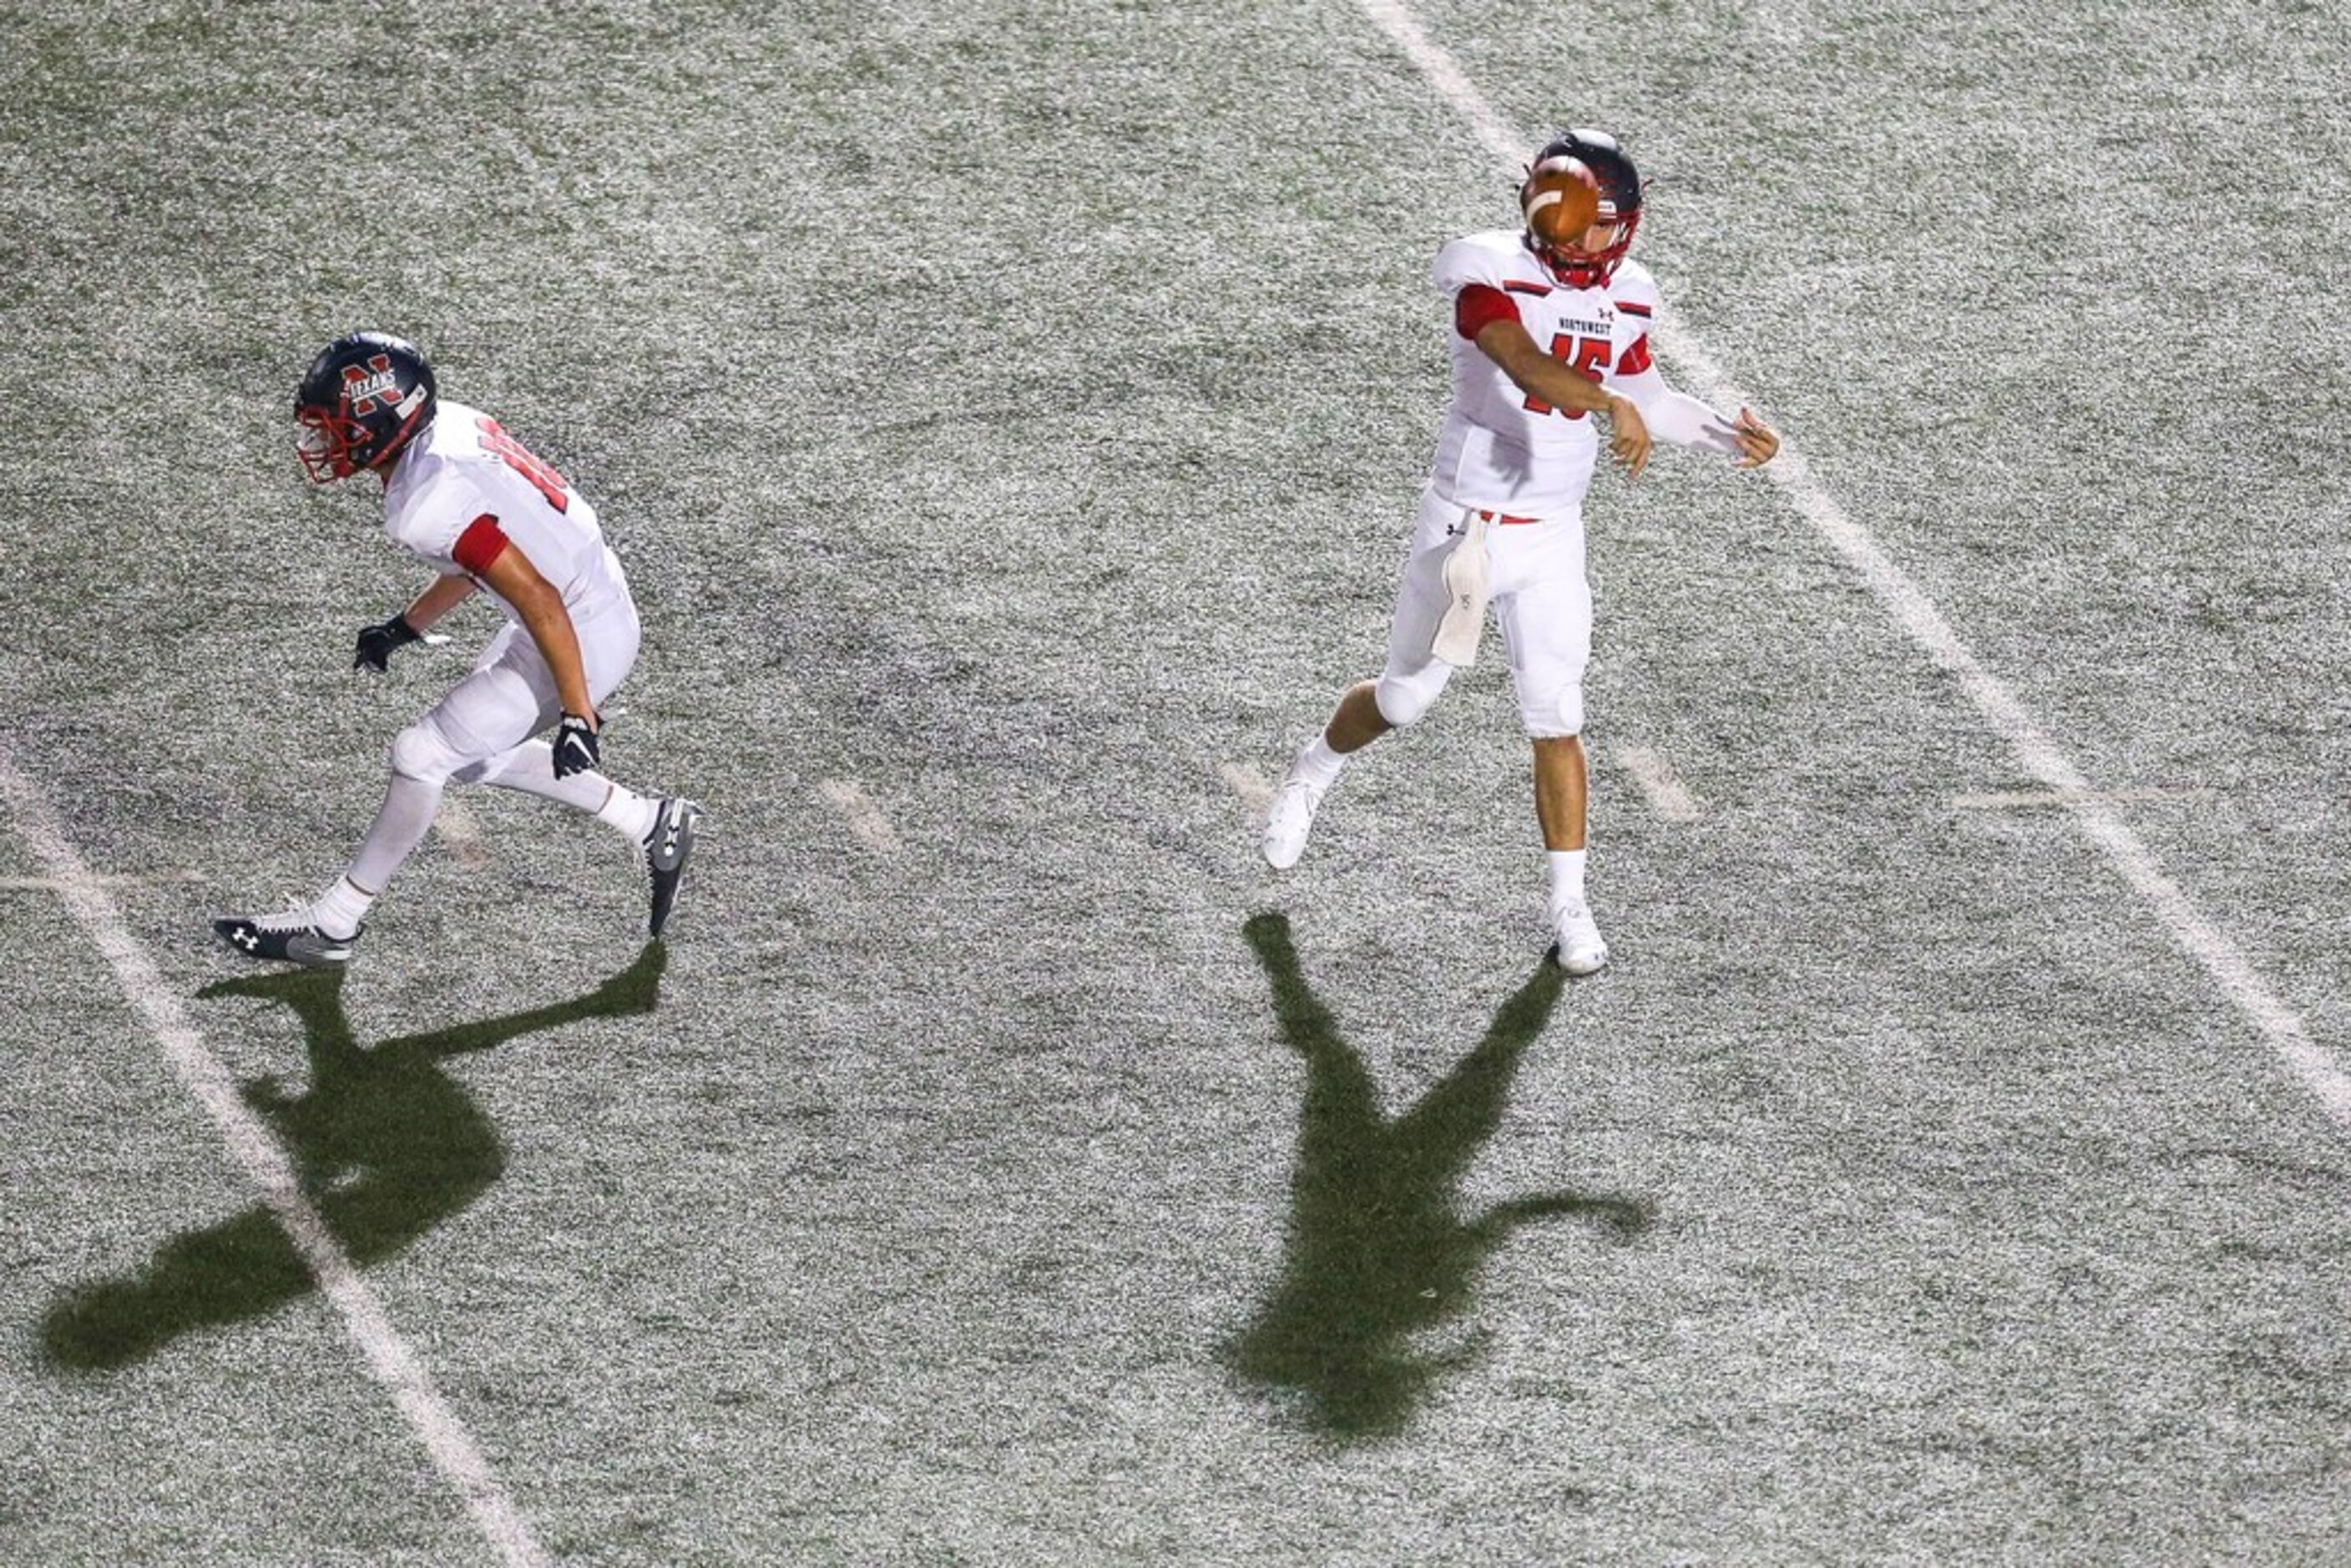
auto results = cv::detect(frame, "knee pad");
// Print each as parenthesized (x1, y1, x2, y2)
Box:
(1375, 664, 1449, 730)
(389, 717, 467, 786)
(1519, 680, 1585, 739)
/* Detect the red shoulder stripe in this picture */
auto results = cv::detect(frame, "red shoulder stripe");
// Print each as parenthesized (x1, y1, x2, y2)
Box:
(1615, 299, 1653, 317)
(1503, 280, 1553, 296)
(453, 513, 511, 576)
(1454, 284, 1520, 340)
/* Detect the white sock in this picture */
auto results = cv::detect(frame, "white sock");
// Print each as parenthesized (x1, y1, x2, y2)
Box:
(1546, 848, 1587, 913)
(346, 771, 442, 900)
(1292, 734, 1347, 788)
(311, 874, 376, 940)
(594, 783, 662, 844)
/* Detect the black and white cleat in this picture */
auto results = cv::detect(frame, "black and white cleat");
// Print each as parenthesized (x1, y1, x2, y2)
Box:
(644, 797, 701, 939)
(212, 910, 361, 969)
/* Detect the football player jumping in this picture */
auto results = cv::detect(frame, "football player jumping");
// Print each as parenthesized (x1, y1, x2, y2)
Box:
(214, 332, 700, 967)
(1262, 130, 1778, 974)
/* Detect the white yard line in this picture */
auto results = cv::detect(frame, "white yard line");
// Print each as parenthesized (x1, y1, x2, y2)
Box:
(1221, 761, 1276, 820)
(818, 777, 903, 853)
(0, 748, 552, 1568)
(0, 870, 204, 890)
(1954, 787, 2217, 811)
(435, 796, 494, 871)
(1352, 0, 2351, 1129)
(1609, 744, 1704, 822)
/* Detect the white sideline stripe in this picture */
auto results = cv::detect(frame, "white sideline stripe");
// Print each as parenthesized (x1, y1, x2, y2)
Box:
(1610, 744, 1703, 822)
(1954, 787, 2217, 811)
(0, 750, 554, 1568)
(0, 870, 204, 890)
(1221, 761, 1276, 819)
(435, 797, 493, 871)
(1352, 0, 2351, 1130)
(818, 777, 902, 852)
(1354, 0, 1523, 164)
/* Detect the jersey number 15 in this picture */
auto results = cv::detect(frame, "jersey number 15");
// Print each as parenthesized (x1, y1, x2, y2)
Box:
(1524, 334, 1611, 420)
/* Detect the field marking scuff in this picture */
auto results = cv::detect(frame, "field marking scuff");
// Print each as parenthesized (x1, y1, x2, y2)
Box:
(818, 777, 903, 853)
(434, 796, 494, 871)
(1221, 761, 1276, 819)
(1351, 0, 2351, 1129)
(0, 746, 554, 1568)
(1610, 744, 1704, 822)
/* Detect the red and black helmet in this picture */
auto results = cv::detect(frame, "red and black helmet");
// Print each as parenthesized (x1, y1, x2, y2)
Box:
(293, 331, 437, 483)
(1519, 129, 1645, 288)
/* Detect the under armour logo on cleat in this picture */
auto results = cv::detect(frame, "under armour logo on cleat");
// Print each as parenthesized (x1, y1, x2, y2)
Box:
(234, 929, 258, 950)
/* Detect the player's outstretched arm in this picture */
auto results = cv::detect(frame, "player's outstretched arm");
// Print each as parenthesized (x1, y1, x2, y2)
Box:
(401, 572, 478, 631)
(1607, 365, 1779, 468)
(354, 575, 475, 673)
(1473, 318, 1651, 477)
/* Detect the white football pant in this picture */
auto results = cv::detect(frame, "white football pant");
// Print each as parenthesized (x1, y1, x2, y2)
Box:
(1374, 485, 1593, 738)
(348, 596, 642, 893)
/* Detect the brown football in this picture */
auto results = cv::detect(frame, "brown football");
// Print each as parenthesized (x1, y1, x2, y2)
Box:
(1521, 158, 1600, 249)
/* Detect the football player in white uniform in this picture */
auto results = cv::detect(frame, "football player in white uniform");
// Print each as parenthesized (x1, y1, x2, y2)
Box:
(1263, 130, 1779, 974)
(214, 331, 700, 967)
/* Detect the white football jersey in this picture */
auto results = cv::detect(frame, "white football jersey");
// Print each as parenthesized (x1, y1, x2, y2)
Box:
(1428, 230, 1662, 514)
(379, 399, 629, 621)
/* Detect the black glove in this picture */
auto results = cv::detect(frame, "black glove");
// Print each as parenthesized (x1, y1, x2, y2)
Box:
(353, 614, 422, 673)
(553, 712, 601, 779)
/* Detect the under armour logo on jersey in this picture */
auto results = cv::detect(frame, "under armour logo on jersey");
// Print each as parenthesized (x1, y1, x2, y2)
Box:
(341, 355, 402, 415)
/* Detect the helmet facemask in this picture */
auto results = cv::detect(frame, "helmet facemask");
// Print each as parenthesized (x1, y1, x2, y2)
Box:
(1532, 210, 1640, 289)
(294, 405, 372, 483)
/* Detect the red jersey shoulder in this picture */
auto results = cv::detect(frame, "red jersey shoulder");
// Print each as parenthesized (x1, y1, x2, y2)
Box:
(1599, 260, 1658, 377)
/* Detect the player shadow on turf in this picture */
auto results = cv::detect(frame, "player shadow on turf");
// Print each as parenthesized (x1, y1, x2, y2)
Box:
(38, 943, 666, 1372)
(1226, 913, 1651, 1442)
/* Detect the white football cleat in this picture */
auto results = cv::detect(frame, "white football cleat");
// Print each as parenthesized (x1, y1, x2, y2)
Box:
(1549, 901, 1610, 976)
(1261, 773, 1328, 871)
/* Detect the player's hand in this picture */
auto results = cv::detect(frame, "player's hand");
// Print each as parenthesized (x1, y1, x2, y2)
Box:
(1605, 395, 1651, 478)
(1730, 407, 1780, 468)
(553, 711, 601, 779)
(352, 614, 422, 673)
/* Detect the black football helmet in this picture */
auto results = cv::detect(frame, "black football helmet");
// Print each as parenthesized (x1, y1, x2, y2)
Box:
(1519, 129, 1645, 288)
(293, 331, 437, 483)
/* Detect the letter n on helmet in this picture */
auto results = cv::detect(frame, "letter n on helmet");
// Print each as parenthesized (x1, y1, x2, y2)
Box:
(294, 331, 437, 483)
